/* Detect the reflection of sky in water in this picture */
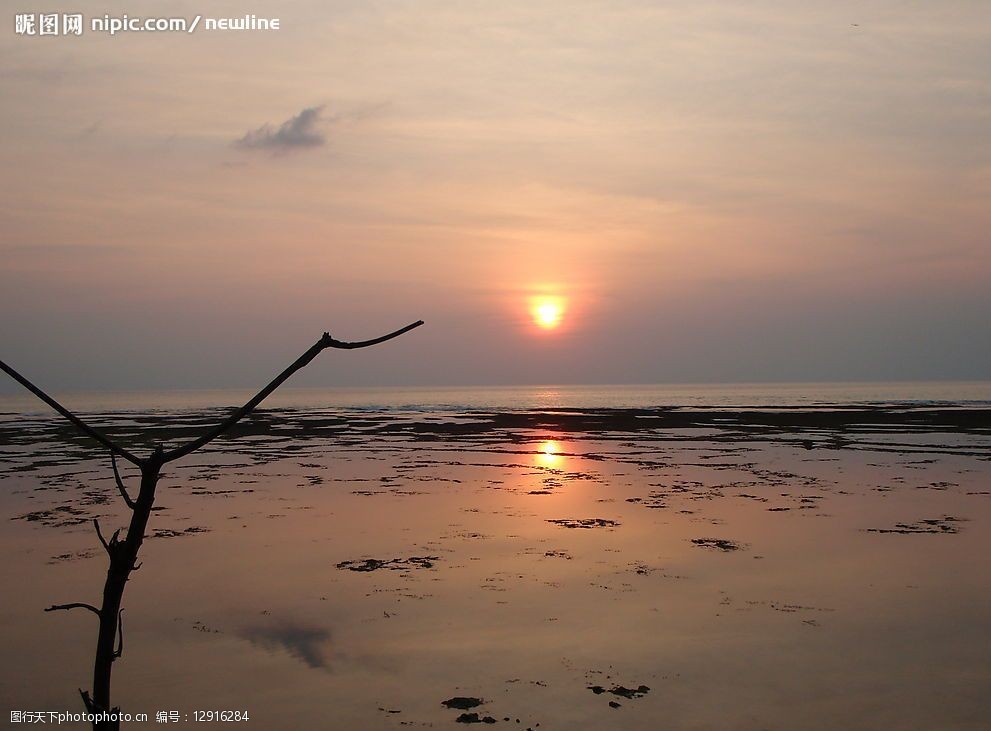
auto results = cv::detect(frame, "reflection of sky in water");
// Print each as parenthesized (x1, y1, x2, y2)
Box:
(242, 624, 331, 670)
(2, 419, 989, 729)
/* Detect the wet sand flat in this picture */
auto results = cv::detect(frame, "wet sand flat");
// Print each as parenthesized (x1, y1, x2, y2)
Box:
(1, 405, 989, 729)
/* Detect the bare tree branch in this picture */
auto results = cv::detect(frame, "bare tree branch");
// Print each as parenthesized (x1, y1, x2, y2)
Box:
(0, 359, 141, 466)
(110, 452, 136, 510)
(79, 690, 98, 715)
(6, 318, 424, 729)
(162, 321, 423, 463)
(94, 519, 112, 555)
(320, 322, 425, 350)
(46, 603, 101, 617)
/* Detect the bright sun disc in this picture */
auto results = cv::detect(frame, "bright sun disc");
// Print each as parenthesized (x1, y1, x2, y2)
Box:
(531, 297, 565, 330)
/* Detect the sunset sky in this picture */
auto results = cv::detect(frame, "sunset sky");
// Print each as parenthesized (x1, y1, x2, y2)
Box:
(2, 0, 990, 392)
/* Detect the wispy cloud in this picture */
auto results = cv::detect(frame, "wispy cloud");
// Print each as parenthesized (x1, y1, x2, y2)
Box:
(234, 106, 326, 152)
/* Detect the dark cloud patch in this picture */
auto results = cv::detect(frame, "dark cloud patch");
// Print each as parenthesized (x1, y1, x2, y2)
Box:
(234, 106, 326, 152)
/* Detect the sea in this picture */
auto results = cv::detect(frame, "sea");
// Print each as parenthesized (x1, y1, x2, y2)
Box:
(2, 380, 990, 729)
(1, 380, 990, 415)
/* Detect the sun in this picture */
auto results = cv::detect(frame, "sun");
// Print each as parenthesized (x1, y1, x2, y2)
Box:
(531, 297, 565, 330)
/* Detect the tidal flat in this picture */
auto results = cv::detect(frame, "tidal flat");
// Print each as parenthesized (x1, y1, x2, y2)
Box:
(1, 405, 989, 729)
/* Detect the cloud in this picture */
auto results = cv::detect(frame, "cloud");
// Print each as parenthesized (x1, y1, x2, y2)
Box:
(235, 106, 326, 152)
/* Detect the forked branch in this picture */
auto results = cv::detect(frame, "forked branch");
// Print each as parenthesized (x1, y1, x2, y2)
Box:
(162, 321, 424, 462)
(1, 321, 423, 468)
(93, 519, 122, 556)
(3, 318, 424, 731)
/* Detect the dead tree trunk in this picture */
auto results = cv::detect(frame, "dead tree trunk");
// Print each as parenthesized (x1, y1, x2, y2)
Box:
(1, 321, 422, 730)
(85, 453, 164, 726)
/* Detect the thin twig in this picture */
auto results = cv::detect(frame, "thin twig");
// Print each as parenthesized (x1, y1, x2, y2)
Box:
(94, 519, 111, 554)
(110, 452, 136, 509)
(0, 359, 141, 465)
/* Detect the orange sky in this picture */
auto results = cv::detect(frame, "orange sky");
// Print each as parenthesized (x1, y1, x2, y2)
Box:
(2, 1, 990, 390)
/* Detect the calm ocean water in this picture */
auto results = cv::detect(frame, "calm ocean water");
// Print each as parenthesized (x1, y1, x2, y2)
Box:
(3, 380, 990, 730)
(1, 381, 990, 414)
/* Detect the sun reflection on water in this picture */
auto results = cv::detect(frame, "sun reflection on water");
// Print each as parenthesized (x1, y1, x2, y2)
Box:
(535, 439, 564, 468)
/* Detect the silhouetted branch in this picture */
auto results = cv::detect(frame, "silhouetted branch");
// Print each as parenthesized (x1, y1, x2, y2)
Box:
(0, 359, 141, 466)
(46, 603, 100, 617)
(94, 519, 109, 551)
(78, 690, 116, 719)
(93, 518, 123, 557)
(94, 519, 112, 555)
(5, 318, 424, 730)
(162, 321, 423, 462)
(79, 689, 95, 714)
(321, 322, 425, 349)
(110, 452, 137, 510)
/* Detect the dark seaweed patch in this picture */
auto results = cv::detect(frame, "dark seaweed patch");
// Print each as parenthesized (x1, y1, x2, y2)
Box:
(336, 556, 439, 572)
(691, 538, 743, 551)
(588, 684, 650, 699)
(152, 526, 210, 539)
(442, 697, 483, 710)
(455, 713, 497, 724)
(866, 516, 964, 535)
(546, 519, 620, 529)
